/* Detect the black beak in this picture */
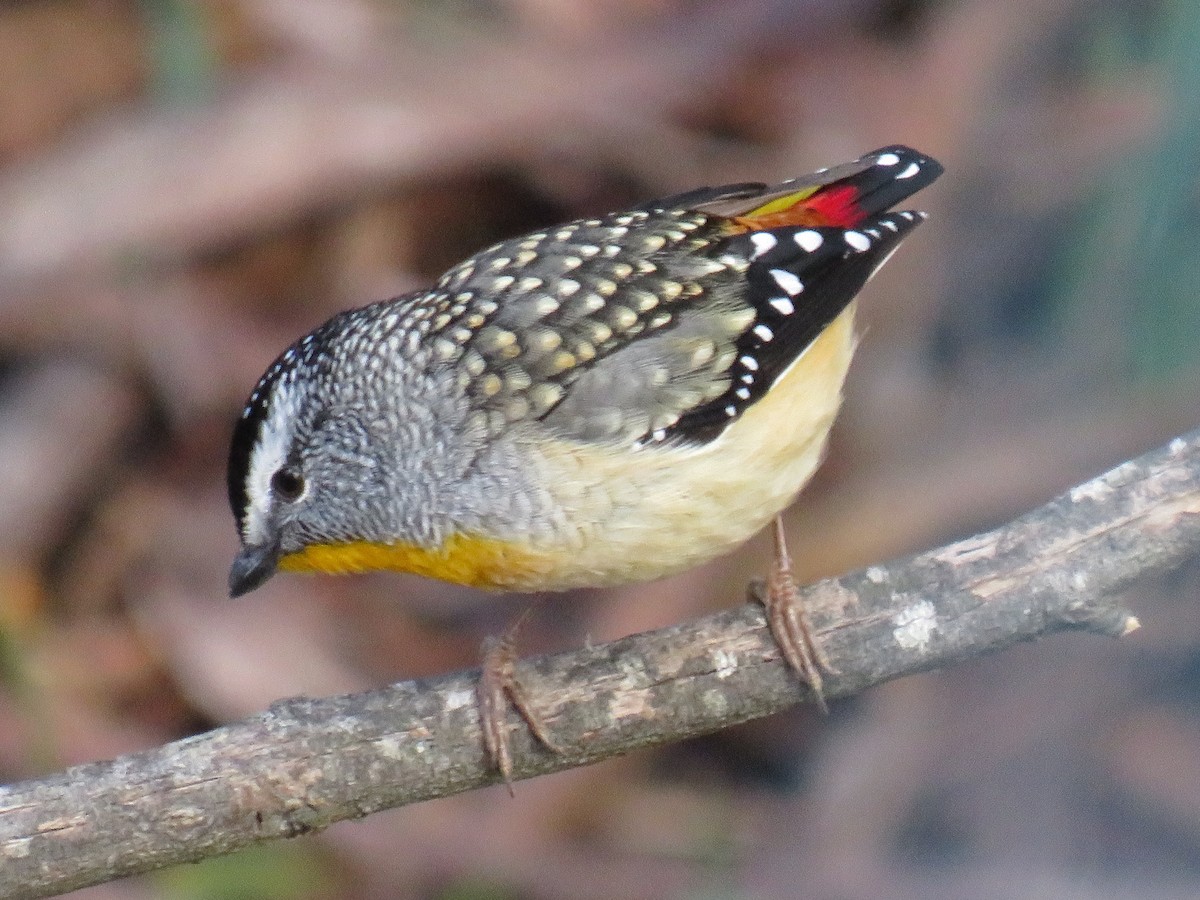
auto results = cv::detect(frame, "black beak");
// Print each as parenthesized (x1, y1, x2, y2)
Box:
(228, 541, 282, 598)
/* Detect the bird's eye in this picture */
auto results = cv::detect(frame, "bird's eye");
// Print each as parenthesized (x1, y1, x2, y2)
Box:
(270, 467, 305, 502)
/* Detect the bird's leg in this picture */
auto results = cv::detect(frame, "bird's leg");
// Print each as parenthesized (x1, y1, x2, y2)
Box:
(763, 515, 837, 712)
(478, 605, 561, 794)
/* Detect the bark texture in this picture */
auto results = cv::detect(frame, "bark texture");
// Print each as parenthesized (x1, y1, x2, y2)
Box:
(3, 428, 1198, 900)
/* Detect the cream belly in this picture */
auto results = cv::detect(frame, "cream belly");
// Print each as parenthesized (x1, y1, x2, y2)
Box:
(513, 305, 858, 590)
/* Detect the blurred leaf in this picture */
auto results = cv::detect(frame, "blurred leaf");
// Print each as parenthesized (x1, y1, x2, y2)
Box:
(139, 0, 219, 105)
(437, 878, 521, 900)
(1055, 0, 1200, 382)
(154, 843, 337, 900)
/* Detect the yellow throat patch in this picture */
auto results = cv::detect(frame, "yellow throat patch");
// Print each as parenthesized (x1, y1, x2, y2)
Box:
(277, 532, 550, 591)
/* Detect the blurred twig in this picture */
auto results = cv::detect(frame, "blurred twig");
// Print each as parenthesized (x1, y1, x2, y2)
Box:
(3, 427, 1199, 899)
(0, 0, 875, 284)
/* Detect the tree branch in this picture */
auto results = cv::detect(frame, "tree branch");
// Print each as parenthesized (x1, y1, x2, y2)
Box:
(4, 429, 1200, 899)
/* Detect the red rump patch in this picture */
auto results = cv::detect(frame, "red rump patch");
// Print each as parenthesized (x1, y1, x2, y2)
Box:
(798, 184, 867, 227)
(736, 184, 867, 231)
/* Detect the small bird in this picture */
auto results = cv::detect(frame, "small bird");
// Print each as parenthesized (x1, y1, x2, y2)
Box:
(227, 145, 942, 784)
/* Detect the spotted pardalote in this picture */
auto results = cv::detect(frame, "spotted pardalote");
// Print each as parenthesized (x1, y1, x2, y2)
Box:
(227, 145, 941, 605)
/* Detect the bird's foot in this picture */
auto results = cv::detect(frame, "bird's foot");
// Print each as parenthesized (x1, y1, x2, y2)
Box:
(478, 607, 561, 794)
(761, 515, 838, 713)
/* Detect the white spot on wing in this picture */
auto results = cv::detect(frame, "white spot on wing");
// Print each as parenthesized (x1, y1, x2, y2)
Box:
(750, 232, 777, 259)
(895, 161, 922, 179)
(844, 231, 871, 252)
(794, 230, 823, 252)
(740, 356, 759, 371)
(769, 297, 795, 315)
(770, 269, 803, 295)
(876, 151, 901, 166)
(753, 324, 774, 342)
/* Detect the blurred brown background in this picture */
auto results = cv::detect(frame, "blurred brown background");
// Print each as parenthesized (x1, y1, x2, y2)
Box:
(2, 1, 1200, 898)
